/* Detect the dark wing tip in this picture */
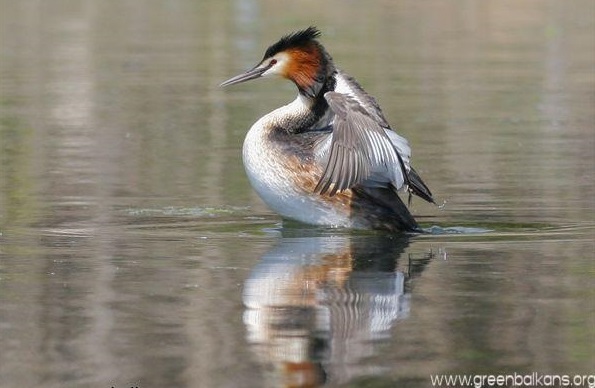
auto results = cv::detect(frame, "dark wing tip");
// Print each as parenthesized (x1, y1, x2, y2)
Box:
(407, 167, 434, 204)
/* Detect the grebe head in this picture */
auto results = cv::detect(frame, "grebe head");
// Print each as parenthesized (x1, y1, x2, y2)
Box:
(220, 27, 334, 98)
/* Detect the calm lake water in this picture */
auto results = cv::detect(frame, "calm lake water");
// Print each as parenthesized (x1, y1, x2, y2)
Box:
(1, 1, 594, 387)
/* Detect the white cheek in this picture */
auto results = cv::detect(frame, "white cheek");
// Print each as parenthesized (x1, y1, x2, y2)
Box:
(263, 63, 285, 77)
(262, 53, 290, 77)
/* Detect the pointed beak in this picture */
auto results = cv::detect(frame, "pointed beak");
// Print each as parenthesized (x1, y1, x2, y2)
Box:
(219, 63, 270, 87)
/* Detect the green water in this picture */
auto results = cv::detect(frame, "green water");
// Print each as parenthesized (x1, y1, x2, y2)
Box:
(1, 1, 593, 387)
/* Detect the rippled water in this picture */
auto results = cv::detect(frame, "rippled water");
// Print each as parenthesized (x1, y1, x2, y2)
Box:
(1, 1, 594, 387)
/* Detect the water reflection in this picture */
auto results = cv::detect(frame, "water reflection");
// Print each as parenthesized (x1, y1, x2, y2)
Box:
(1, 1, 593, 387)
(243, 233, 432, 387)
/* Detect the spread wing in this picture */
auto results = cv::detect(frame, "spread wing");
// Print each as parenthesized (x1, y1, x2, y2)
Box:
(314, 91, 412, 196)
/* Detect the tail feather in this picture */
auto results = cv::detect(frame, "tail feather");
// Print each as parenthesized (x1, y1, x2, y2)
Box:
(353, 186, 422, 233)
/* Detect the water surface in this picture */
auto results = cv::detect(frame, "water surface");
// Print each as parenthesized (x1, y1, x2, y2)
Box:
(1, 1, 593, 387)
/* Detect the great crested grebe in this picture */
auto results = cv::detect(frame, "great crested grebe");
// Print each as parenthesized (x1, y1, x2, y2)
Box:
(221, 27, 434, 232)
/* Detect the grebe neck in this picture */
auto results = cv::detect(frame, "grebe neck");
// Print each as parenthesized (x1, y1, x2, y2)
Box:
(268, 73, 337, 134)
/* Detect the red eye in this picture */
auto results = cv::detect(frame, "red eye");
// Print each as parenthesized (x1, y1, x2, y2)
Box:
(270, 59, 277, 66)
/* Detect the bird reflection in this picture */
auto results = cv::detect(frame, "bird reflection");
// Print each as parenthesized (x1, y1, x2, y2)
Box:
(243, 232, 432, 387)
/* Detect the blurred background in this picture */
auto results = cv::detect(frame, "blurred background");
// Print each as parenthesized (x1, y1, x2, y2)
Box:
(0, 1, 593, 387)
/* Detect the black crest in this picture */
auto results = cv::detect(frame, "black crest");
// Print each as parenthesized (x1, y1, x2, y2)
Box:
(263, 26, 321, 59)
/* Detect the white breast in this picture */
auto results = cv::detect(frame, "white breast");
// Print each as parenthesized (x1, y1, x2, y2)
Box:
(242, 97, 356, 228)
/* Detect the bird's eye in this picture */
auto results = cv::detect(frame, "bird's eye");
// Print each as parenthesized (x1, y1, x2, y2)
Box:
(269, 59, 277, 66)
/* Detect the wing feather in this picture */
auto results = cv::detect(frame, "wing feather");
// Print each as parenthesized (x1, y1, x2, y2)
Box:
(313, 90, 434, 204)
(315, 91, 408, 196)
